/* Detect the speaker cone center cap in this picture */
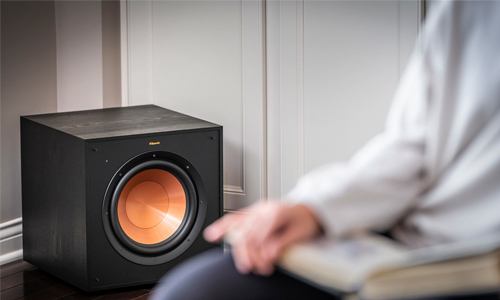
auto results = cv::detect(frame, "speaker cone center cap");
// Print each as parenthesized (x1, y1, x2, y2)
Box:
(125, 181, 169, 229)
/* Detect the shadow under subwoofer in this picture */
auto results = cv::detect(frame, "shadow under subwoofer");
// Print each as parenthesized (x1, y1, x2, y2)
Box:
(21, 105, 222, 292)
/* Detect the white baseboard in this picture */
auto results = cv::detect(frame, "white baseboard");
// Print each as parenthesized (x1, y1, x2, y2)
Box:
(1, 249, 23, 265)
(0, 218, 23, 265)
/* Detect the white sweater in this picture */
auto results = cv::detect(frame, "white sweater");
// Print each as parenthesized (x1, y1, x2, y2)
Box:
(286, 1, 500, 248)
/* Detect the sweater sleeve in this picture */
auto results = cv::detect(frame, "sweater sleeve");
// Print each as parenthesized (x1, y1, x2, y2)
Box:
(286, 42, 432, 238)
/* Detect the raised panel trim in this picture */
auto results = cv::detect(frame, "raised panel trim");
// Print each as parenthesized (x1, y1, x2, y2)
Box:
(224, 185, 245, 195)
(121, 0, 129, 106)
(127, 0, 266, 209)
(296, 0, 305, 179)
(266, 0, 423, 199)
(224, 0, 266, 209)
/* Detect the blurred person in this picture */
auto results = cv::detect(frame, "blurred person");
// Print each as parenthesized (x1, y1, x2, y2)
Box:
(151, 1, 500, 299)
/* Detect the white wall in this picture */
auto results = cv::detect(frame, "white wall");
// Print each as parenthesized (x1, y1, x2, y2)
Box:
(128, 0, 422, 207)
(267, 1, 422, 197)
(55, 1, 104, 112)
(1, 0, 422, 265)
(128, 0, 266, 209)
(1, 1, 58, 264)
(0, 0, 122, 265)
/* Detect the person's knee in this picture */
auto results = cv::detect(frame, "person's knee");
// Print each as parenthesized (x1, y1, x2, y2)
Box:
(150, 249, 230, 300)
(150, 247, 335, 300)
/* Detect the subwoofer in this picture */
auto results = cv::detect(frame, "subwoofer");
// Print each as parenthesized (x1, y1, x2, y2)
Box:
(21, 105, 222, 291)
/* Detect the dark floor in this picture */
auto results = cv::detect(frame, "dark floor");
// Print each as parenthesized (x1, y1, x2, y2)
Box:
(3, 259, 500, 300)
(0, 260, 153, 300)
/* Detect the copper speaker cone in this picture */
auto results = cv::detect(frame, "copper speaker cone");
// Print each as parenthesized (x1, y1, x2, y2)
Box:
(117, 169, 187, 245)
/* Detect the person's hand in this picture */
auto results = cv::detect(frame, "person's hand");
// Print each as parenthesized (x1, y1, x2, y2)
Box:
(203, 201, 323, 276)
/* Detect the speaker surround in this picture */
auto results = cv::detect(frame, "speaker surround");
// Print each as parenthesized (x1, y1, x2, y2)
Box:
(21, 105, 222, 291)
(103, 151, 205, 265)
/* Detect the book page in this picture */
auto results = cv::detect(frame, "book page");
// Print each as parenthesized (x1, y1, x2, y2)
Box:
(277, 233, 408, 292)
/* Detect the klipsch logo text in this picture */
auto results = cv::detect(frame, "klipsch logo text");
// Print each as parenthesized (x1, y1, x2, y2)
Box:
(149, 142, 160, 146)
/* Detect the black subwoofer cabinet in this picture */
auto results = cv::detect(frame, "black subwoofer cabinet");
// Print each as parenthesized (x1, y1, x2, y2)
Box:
(21, 105, 222, 291)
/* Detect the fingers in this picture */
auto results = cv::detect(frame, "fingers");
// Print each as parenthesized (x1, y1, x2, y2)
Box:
(204, 202, 322, 277)
(203, 213, 244, 242)
(255, 205, 322, 270)
(264, 220, 310, 263)
(231, 214, 276, 276)
(232, 203, 319, 276)
(246, 203, 281, 247)
(232, 233, 260, 275)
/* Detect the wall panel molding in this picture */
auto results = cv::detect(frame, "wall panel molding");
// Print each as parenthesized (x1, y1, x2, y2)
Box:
(127, 0, 152, 106)
(296, 0, 305, 180)
(128, 0, 266, 210)
(266, 0, 306, 199)
(225, 0, 266, 209)
(265, 0, 281, 199)
(266, 0, 422, 199)
(121, 0, 129, 106)
(102, 0, 122, 108)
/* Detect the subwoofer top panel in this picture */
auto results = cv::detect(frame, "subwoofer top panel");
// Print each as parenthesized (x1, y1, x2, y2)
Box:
(21, 105, 220, 140)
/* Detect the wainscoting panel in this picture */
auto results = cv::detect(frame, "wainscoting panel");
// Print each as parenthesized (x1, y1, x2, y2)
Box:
(266, 1, 422, 199)
(127, 0, 266, 210)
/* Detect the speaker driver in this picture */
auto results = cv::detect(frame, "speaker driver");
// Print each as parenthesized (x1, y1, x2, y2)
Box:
(116, 168, 188, 246)
(103, 151, 206, 265)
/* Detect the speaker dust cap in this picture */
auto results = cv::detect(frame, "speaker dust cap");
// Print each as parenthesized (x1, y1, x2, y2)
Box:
(117, 169, 187, 245)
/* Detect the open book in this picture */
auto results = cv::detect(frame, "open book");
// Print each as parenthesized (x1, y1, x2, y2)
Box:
(226, 231, 500, 300)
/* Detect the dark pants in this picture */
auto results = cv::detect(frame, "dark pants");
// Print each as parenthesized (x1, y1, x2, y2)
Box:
(150, 248, 335, 300)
